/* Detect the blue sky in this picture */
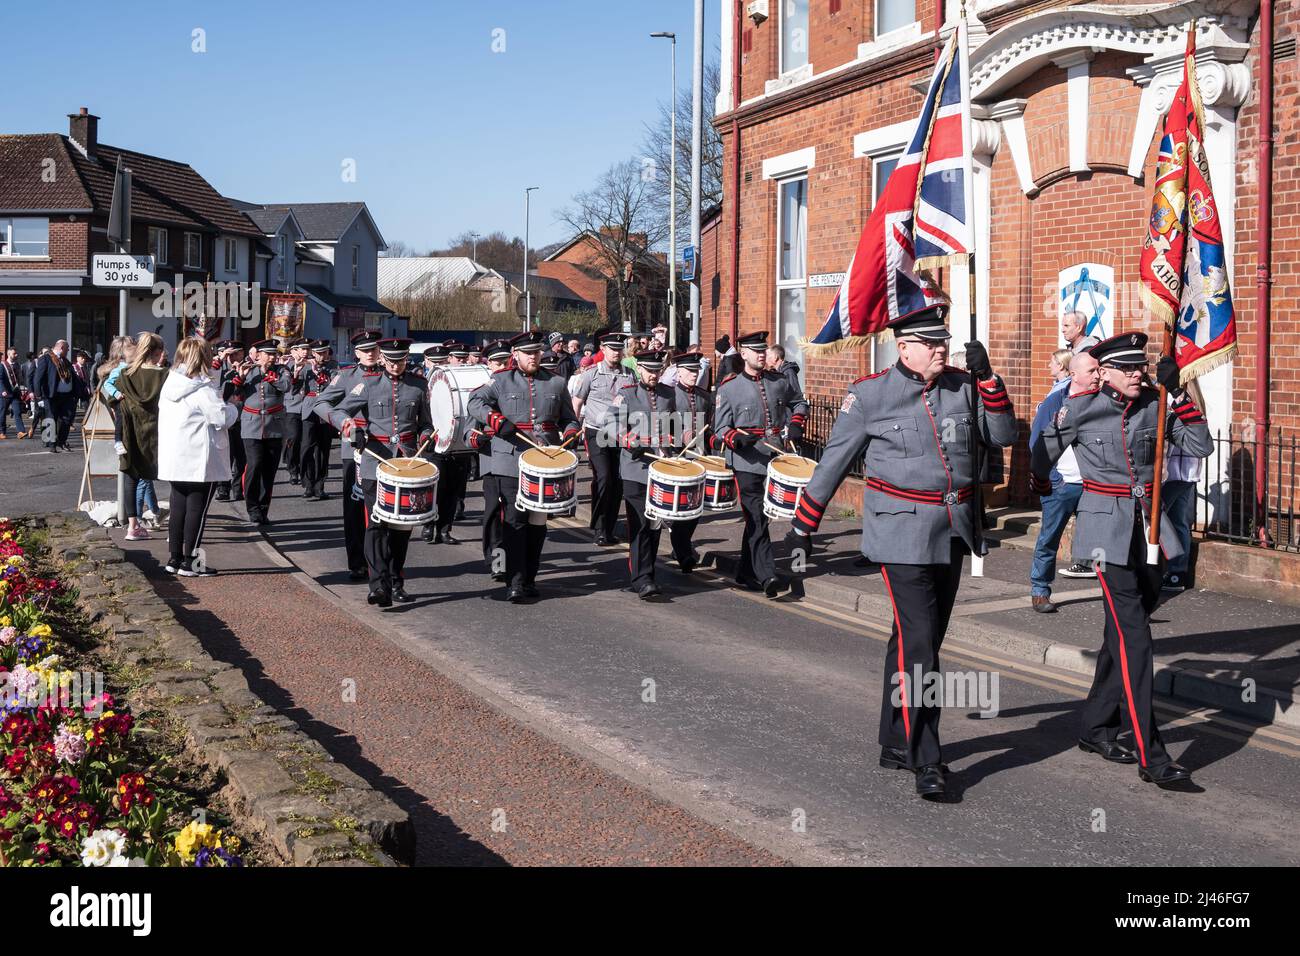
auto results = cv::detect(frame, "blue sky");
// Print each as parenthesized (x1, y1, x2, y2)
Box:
(0, 0, 717, 249)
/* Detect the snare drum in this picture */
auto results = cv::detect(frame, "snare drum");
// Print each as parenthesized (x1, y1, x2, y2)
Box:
(372, 458, 439, 526)
(763, 454, 817, 520)
(516, 447, 578, 514)
(645, 458, 706, 523)
(694, 455, 737, 512)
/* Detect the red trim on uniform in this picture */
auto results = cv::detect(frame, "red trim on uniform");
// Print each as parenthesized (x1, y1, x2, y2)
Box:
(1097, 570, 1149, 768)
(853, 369, 890, 385)
(880, 567, 911, 743)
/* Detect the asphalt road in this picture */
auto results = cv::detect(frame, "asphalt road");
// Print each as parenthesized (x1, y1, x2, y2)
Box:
(6, 436, 1299, 866)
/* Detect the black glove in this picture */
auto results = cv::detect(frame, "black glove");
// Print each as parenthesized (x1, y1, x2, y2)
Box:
(494, 417, 517, 442)
(785, 422, 804, 445)
(351, 426, 368, 450)
(731, 430, 759, 449)
(1156, 356, 1181, 392)
(783, 527, 816, 559)
(965, 340, 992, 380)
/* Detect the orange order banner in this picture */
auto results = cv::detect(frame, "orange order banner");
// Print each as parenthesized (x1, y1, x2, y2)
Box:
(264, 293, 306, 341)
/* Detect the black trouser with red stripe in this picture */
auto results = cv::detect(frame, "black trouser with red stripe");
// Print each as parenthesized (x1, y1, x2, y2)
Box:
(281, 414, 302, 478)
(585, 427, 622, 538)
(878, 538, 965, 769)
(669, 518, 699, 565)
(361, 478, 412, 590)
(496, 475, 547, 589)
(219, 422, 245, 499)
(735, 471, 775, 585)
(433, 454, 468, 534)
(481, 473, 506, 572)
(1086, 514, 1171, 769)
(299, 418, 331, 496)
(341, 456, 367, 573)
(241, 437, 282, 520)
(623, 481, 662, 589)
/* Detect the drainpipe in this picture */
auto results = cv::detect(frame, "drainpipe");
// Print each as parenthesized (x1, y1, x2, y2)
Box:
(729, 0, 743, 343)
(935, 0, 946, 60)
(1255, 0, 1274, 545)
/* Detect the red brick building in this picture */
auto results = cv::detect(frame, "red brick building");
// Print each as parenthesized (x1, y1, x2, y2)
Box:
(709, 0, 1293, 524)
(537, 227, 673, 332)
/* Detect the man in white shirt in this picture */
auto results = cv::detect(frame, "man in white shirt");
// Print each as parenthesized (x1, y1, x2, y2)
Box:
(1062, 310, 1100, 355)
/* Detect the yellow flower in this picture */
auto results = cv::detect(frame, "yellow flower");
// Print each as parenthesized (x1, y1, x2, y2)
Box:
(0, 616, 9, 627)
(28, 623, 52, 639)
(174, 821, 219, 862)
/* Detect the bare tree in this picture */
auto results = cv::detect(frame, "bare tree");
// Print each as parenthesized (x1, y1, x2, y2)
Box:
(381, 239, 421, 258)
(383, 287, 519, 333)
(556, 157, 670, 331)
(641, 59, 724, 237)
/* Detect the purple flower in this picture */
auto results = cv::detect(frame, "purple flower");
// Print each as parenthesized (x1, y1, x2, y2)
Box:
(53, 725, 85, 764)
(0, 627, 15, 647)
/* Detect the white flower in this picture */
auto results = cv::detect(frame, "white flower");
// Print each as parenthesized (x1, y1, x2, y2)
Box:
(107, 855, 147, 867)
(80, 828, 128, 867)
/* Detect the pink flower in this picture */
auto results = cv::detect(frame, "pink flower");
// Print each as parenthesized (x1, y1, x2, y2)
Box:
(0, 627, 15, 647)
(53, 725, 85, 765)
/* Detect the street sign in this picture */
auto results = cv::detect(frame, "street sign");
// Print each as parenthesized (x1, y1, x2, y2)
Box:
(681, 244, 697, 282)
(92, 254, 155, 288)
(808, 272, 846, 288)
(106, 157, 132, 251)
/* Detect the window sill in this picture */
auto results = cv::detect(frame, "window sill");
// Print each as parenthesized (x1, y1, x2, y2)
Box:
(0, 256, 51, 262)
(765, 62, 814, 96)
(857, 20, 924, 61)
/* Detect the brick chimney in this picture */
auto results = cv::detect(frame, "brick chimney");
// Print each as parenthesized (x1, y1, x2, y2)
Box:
(68, 107, 98, 158)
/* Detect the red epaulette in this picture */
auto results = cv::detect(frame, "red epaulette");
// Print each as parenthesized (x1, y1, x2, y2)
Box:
(718, 373, 738, 387)
(621, 383, 637, 389)
(1068, 388, 1100, 399)
(492, 366, 512, 375)
(853, 369, 889, 385)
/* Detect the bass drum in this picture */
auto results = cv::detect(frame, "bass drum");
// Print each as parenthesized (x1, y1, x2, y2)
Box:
(427, 363, 492, 455)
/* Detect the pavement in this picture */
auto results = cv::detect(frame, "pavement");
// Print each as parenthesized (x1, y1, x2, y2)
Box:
(4, 434, 1299, 866)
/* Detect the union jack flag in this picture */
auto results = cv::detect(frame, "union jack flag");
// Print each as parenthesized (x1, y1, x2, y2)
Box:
(806, 22, 974, 353)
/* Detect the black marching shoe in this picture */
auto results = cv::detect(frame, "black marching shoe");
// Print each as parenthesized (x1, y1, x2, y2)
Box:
(914, 764, 948, 799)
(506, 585, 526, 603)
(522, 582, 539, 598)
(421, 525, 436, 543)
(879, 746, 910, 771)
(214, 490, 231, 502)
(1078, 738, 1138, 764)
(348, 568, 368, 581)
(490, 571, 507, 583)
(677, 551, 701, 574)
(441, 530, 458, 545)
(1138, 762, 1193, 788)
(762, 576, 782, 598)
(593, 532, 610, 546)
(392, 582, 414, 603)
(367, 584, 392, 608)
(636, 582, 662, 600)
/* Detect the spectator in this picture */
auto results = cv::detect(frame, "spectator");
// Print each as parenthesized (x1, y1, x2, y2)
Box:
(32, 340, 88, 451)
(1162, 407, 1203, 593)
(1028, 350, 1101, 612)
(766, 343, 802, 392)
(714, 335, 741, 382)
(1061, 310, 1099, 355)
(116, 333, 168, 542)
(158, 337, 238, 576)
(566, 338, 581, 360)
(72, 350, 92, 411)
(0, 347, 26, 439)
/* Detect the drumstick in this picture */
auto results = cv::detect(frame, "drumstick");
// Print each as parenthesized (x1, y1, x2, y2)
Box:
(675, 424, 710, 459)
(556, 432, 579, 452)
(762, 441, 787, 457)
(412, 436, 433, 459)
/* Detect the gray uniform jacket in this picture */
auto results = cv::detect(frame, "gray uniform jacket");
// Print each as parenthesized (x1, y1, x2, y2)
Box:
(467, 366, 581, 477)
(463, 382, 494, 477)
(793, 363, 1018, 564)
(301, 360, 338, 418)
(1030, 383, 1211, 567)
(713, 370, 810, 475)
(331, 371, 433, 481)
(675, 383, 714, 452)
(602, 381, 681, 484)
(573, 362, 632, 436)
(283, 360, 307, 416)
(234, 365, 293, 440)
(313, 364, 382, 463)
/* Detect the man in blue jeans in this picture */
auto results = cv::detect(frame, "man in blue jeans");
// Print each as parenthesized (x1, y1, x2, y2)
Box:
(1029, 350, 1101, 612)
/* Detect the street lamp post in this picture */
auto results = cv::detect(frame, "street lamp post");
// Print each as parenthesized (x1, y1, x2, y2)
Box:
(523, 186, 538, 332)
(652, 31, 677, 347)
(690, 0, 703, 348)
(469, 230, 480, 262)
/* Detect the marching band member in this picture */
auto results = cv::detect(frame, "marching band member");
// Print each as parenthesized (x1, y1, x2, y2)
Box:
(299, 341, 338, 501)
(421, 344, 465, 545)
(214, 341, 247, 503)
(1030, 332, 1211, 789)
(713, 329, 809, 597)
(281, 337, 311, 485)
(333, 338, 433, 608)
(465, 339, 512, 580)
(784, 305, 1016, 799)
(668, 348, 712, 573)
(313, 329, 384, 580)
(604, 348, 680, 599)
(572, 331, 631, 546)
(468, 330, 581, 603)
(231, 340, 293, 525)
(446, 342, 472, 521)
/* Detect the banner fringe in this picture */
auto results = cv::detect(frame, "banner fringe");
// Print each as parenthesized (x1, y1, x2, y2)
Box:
(1180, 343, 1237, 386)
(800, 332, 882, 357)
(1140, 284, 1177, 328)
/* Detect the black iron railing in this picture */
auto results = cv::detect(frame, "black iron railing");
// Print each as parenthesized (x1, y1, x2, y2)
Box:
(1198, 426, 1299, 552)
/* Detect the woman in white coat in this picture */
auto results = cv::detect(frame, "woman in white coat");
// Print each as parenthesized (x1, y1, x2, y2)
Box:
(158, 337, 239, 575)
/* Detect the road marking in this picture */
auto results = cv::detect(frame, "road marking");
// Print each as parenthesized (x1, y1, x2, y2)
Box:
(549, 514, 1300, 759)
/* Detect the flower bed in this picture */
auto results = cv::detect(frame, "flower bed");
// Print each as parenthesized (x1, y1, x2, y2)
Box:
(0, 518, 247, 867)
